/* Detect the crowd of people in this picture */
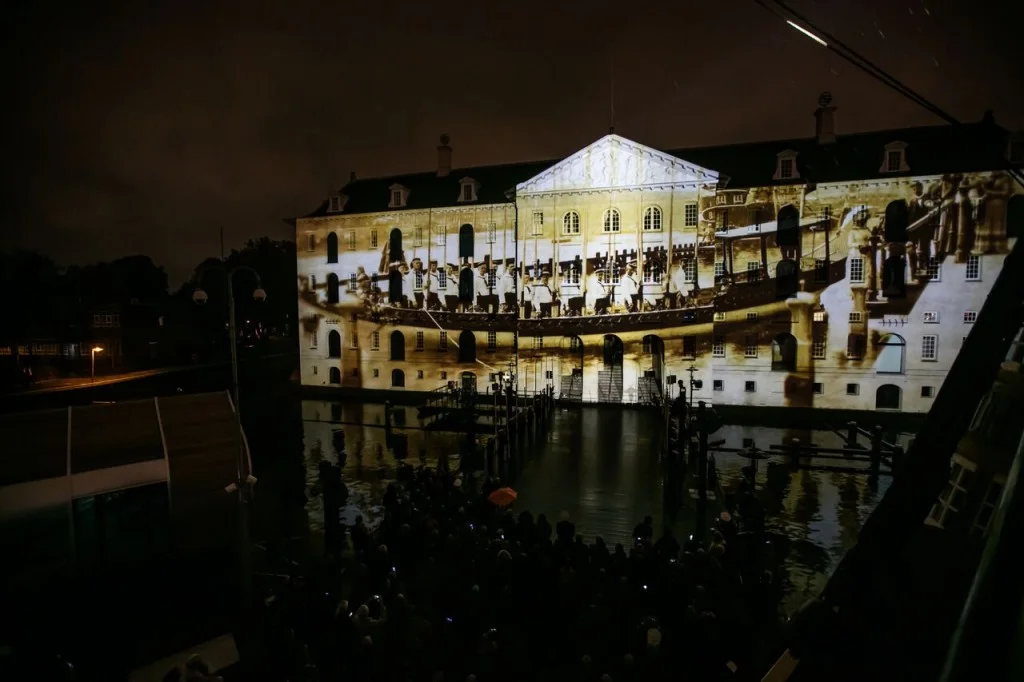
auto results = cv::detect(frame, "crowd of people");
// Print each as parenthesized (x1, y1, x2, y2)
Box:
(255, 464, 786, 681)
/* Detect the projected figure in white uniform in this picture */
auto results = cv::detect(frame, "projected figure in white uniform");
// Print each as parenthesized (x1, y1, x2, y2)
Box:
(619, 265, 640, 312)
(532, 273, 554, 318)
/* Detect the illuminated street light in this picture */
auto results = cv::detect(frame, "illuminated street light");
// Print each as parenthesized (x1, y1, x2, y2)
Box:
(787, 20, 828, 47)
(91, 346, 103, 381)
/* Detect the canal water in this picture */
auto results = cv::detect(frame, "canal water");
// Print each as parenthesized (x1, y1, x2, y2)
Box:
(294, 399, 901, 615)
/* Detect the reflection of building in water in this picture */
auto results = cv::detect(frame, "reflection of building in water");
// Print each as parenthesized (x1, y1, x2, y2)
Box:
(292, 97, 1023, 412)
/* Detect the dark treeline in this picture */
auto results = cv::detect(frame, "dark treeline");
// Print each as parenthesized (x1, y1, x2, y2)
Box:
(0, 239, 297, 387)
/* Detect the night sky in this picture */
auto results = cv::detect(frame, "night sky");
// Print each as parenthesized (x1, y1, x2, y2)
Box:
(3, 0, 1021, 285)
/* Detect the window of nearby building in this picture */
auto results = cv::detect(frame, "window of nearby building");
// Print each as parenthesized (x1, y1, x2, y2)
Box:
(371, 331, 380, 350)
(415, 331, 424, 351)
(531, 211, 544, 235)
(438, 331, 447, 351)
(849, 311, 863, 323)
(563, 211, 580, 235)
(812, 336, 826, 359)
(487, 331, 497, 350)
(713, 379, 724, 391)
(306, 233, 315, 251)
(643, 206, 663, 231)
(921, 385, 935, 398)
(684, 203, 698, 227)
(813, 382, 823, 395)
(370, 230, 379, 249)
(714, 262, 726, 278)
(744, 381, 756, 393)
(774, 150, 799, 180)
(880, 141, 909, 173)
(744, 335, 758, 358)
(746, 312, 758, 322)
(846, 383, 859, 396)
(965, 255, 981, 281)
(922, 334, 938, 361)
(850, 257, 865, 283)
(712, 335, 726, 357)
(683, 259, 696, 282)
(813, 311, 826, 323)
(682, 335, 696, 359)
(746, 261, 760, 283)
(927, 257, 942, 280)
(923, 311, 939, 324)
(603, 208, 620, 232)
(964, 311, 978, 324)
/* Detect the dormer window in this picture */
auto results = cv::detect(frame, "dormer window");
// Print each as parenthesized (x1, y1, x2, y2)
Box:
(389, 184, 409, 209)
(774, 150, 799, 181)
(458, 178, 479, 203)
(328, 194, 347, 213)
(880, 141, 909, 173)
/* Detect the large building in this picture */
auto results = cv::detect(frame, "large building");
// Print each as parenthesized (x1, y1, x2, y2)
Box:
(293, 97, 1023, 413)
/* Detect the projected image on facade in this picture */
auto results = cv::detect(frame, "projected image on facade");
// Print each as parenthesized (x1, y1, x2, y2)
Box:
(294, 105, 1022, 413)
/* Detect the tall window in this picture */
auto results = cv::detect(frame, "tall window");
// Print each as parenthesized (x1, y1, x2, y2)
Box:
(643, 206, 663, 231)
(389, 228, 403, 262)
(886, 150, 902, 172)
(779, 158, 794, 179)
(309, 329, 318, 349)
(326, 232, 339, 263)
(884, 200, 909, 243)
(327, 273, 340, 304)
(922, 334, 938, 361)
(965, 255, 981, 281)
(714, 262, 726, 278)
(306, 233, 315, 251)
(328, 330, 342, 359)
(534, 336, 544, 349)
(603, 208, 620, 233)
(371, 331, 380, 350)
(812, 336, 826, 359)
(487, 331, 497, 350)
(459, 224, 474, 259)
(563, 211, 580, 235)
(684, 203, 698, 227)
(771, 333, 797, 371)
(390, 330, 405, 361)
(487, 222, 497, 244)
(531, 211, 544, 236)
(683, 260, 696, 282)
(346, 231, 356, 250)
(875, 334, 906, 374)
(370, 230, 378, 249)
(814, 259, 828, 282)
(776, 205, 799, 247)
(414, 227, 424, 247)
(682, 335, 696, 359)
(415, 331, 424, 351)
(744, 335, 758, 358)
(435, 225, 446, 246)
(712, 335, 726, 358)
(850, 257, 865, 283)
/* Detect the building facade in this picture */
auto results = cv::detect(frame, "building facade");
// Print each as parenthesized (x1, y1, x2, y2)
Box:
(293, 101, 1023, 413)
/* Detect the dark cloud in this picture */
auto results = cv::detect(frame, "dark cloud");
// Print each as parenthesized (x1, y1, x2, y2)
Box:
(3, 0, 1021, 284)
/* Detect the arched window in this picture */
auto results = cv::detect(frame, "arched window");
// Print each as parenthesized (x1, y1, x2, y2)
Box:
(876, 384, 901, 410)
(329, 367, 341, 384)
(643, 206, 663, 231)
(603, 208, 621, 233)
(388, 270, 403, 304)
(776, 259, 798, 298)
(459, 224, 475, 259)
(771, 333, 797, 372)
(458, 267, 474, 301)
(776, 205, 799, 247)
(875, 334, 906, 374)
(390, 330, 405, 361)
(884, 200, 909, 243)
(603, 335, 624, 366)
(391, 369, 405, 388)
(882, 254, 906, 298)
(326, 232, 339, 263)
(563, 211, 581, 235)
(327, 330, 342, 358)
(458, 330, 476, 363)
(327, 273, 340, 304)
(389, 228, 403, 263)
(1008, 195, 1024, 240)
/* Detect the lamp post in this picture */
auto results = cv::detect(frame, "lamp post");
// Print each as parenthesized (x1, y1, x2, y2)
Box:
(91, 346, 103, 381)
(192, 264, 266, 606)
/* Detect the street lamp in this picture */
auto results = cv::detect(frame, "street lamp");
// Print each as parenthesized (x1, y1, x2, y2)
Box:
(91, 346, 103, 381)
(192, 264, 265, 604)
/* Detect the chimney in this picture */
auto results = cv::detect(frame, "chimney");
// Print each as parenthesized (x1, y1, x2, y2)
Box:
(814, 92, 836, 145)
(437, 134, 452, 177)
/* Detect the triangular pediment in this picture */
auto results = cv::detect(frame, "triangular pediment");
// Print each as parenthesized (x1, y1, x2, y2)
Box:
(517, 134, 720, 194)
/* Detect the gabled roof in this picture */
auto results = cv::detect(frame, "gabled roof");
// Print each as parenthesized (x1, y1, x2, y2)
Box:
(293, 119, 1009, 220)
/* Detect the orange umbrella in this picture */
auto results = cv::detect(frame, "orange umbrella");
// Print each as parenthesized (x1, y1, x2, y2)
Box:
(487, 487, 518, 507)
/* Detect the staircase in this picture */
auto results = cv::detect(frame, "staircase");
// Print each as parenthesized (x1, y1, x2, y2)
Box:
(598, 367, 624, 403)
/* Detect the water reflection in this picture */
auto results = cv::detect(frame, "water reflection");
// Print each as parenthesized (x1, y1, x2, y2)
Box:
(293, 399, 902, 614)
